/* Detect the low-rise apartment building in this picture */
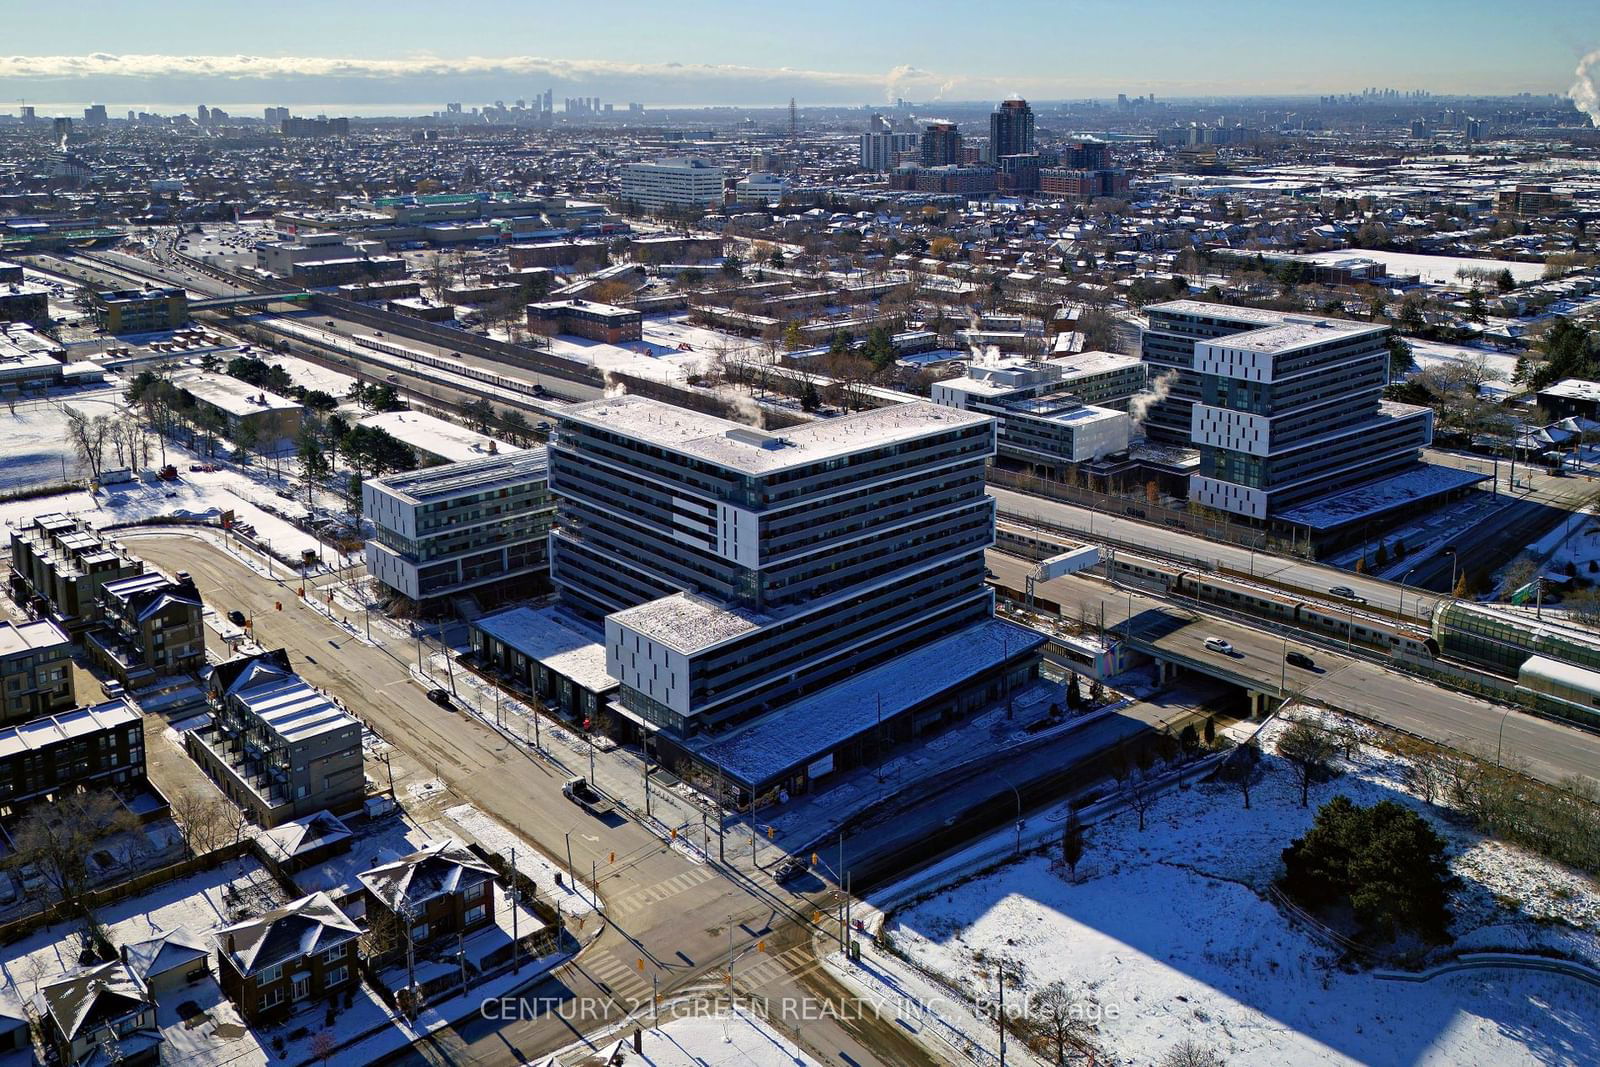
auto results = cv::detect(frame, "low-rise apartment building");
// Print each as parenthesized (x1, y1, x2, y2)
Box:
(171, 370, 304, 451)
(0, 618, 74, 724)
(526, 299, 642, 343)
(0, 697, 145, 812)
(186, 650, 364, 826)
(87, 570, 205, 686)
(9, 514, 144, 631)
(363, 448, 554, 605)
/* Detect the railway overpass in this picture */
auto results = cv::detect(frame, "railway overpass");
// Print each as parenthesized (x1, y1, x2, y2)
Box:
(189, 291, 313, 310)
(986, 551, 1600, 788)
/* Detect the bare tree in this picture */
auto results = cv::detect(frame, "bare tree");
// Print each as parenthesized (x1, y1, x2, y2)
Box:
(1162, 1039, 1227, 1067)
(67, 410, 111, 483)
(1221, 736, 1261, 809)
(13, 791, 141, 911)
(1060, 812, 1087, 881)
(1125, 767, 1158, 832)
(1028, 979, 1100, 1065)
(1276, 719, 1338, 808)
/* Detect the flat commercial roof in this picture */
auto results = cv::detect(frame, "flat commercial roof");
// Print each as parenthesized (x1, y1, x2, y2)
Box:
(1218, 318, 1387, 355)
(369, 447, 543, 505)
(472, 604, 618, 694)
(685, 617, 1044, 788)
(1046, 350, 1143, 377)
(1519, 654, 1600, 695)
(1005, 397, 1126, 425)
(1145, 299, 1287, 325)
(609, 591, 767, 657)
(1540, 378, 1600, 402)
(358, 410, 513, 464)
(173, 371, 302, 417)
(562, 395, 992, 476)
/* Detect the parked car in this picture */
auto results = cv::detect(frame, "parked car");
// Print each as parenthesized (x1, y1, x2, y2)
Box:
(226, 609, 246, 626)
(426, 688, 453, 710)
(1285, 651, 1316, 670)
(1203, 636, 1235, 655)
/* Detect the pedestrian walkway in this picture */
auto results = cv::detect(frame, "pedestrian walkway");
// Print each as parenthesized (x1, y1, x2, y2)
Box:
(609, 866, 720, 916)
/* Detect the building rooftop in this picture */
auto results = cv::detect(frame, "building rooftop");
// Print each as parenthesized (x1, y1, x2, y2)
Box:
(358, 410, 513, 464)
(368, 447, 543, 505)
(528, 298, 639, 320)
(1539, 378, 1600, 402)
(233, 672, 357, 746)
(1218, 317, 1388, 355)
(0, 617, 70, 658)
(609, 591, 767, 657)
(1046, 349, 1143, 377)
(472, 604, 618, 694)
(173, 370, 302, 417)
(561, 395, 992, 476)
(1004, 397, 1127, 425)
(0, 698, 138, 761)
(1144, 299, 1293, 325)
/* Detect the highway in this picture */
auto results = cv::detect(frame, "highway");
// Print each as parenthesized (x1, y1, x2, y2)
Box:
(122, 531, 944, 1067)
(987, 551, 1600, 788)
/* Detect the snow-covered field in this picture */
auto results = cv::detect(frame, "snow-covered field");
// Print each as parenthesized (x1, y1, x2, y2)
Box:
(561, 1006, 821, 1066)
(0, 390, 127, 489)
(1405, 338, 1521, 384)
(884, 711, 1600, 1066)
(1301, 250, 1547, 287)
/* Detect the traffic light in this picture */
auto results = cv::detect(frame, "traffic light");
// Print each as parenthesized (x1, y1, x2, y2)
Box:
(636, 958, 645, 972)
(766, 825, 774, 839)
(757, 940, 766, 953)
(811, 852, 819, 866)
(609, 851, 615, 864)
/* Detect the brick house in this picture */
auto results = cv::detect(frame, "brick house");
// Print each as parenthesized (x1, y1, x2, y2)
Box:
(213, 892, 361, 1024)
(34, 961, 161, 1066)
(357, 840, 497, 952)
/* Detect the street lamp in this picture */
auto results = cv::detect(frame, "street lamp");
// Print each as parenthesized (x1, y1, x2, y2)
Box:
(1442, 546, 1458, 596)
(1399, 567, 1418, 619)
(995, 773, 1023, 856)
(1496, 705, 1515, 765)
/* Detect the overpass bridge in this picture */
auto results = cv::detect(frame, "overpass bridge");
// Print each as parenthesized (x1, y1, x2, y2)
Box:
(190, 291, 314, 310)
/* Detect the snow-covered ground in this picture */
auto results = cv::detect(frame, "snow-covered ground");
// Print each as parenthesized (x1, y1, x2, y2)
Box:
(1405, 337, 1521, 384)
(0, 389, 126, 489)
(1301, 250, 1547, 287)
(882, 710, 1600, 1066)
(548, 1005, 821, 1067)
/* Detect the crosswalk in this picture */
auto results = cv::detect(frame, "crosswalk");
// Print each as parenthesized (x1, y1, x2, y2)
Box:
(567, 940, 819, 1016)
(730, 944, 819, 992)
(608, 865, 720, 916)
(571, 951, 656, 1007)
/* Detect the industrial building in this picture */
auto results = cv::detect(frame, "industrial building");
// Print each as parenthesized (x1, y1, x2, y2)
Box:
(526, 298, 642, 343)
(90, 287, 188, 333)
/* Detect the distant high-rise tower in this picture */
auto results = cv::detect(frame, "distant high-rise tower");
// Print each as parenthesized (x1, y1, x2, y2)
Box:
(920, 121, 962, 167)
(988, 97, 1034, 162)
(789, 97, 798, 143)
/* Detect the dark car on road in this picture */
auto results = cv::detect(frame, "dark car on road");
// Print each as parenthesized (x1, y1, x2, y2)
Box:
(1285, 651, 1316, 670)
(426, 688, 453, 709)
(773, 856, 809, 885)
(226, 609, 246, 626)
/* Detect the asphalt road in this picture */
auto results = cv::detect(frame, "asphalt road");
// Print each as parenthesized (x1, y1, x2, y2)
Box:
(987, 552, 1600, 788)
(123, 531, 943, 1067)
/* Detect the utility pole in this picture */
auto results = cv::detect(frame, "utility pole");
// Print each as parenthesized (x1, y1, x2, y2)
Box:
(564, 830, 574, 888)
(643, 750, 652, 819)
(511, 845, 520, 974)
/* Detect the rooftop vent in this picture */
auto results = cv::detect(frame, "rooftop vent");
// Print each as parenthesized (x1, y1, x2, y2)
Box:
(724, 427, 786, 450)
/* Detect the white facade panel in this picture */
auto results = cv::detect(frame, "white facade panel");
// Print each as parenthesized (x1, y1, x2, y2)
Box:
(1194, 341, 1274, 383)
(606, 618, 692, 716)
(715, 502, 761, 567)
(1188, 474, 1268, 520)
(1191, 403, 1271, 457)
(363, 541, 420, 600)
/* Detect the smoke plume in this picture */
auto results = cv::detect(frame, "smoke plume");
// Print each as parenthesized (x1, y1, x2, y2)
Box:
(602, 371, 628, 398)
(1128, 370, 1178, 432)
(1573, 50, 1600, 128)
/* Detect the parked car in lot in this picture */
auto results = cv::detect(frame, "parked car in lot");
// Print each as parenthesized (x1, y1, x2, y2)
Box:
(1203, 636, 1235, 655)
(426, 688, 453, 710)
(1285, 651, 1316, 670)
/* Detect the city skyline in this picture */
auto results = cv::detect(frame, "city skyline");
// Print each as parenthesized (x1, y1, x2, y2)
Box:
(2, 0, 1598, 111)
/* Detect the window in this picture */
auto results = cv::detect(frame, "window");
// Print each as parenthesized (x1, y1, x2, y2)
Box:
(323, 942, 346, 963)
(411, 922, 430, 942)
(324, 965, 348, 987)
(465, 905, 486, 926)
(256, 963, 283, 987)
(259, 986, 284, 1010)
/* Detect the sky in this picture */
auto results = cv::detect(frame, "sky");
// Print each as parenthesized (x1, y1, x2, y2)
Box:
(2, 0, 1599, 113)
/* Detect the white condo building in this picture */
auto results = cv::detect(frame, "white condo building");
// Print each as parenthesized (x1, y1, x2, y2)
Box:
(619, 157, 725, 214)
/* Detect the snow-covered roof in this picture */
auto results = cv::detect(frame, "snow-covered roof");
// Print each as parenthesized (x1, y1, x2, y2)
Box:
(258, 809, 353, 865)
(358, 410, 514, 464)
(214, 891, 360, 977)
(357, 839, 495, 913)
(561, 395, 991, 477)
(472, 605, 618, 693)
(609, 591, 767, 657)
(120, 926, 209, 983)
(686, 617, 1045, 788)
